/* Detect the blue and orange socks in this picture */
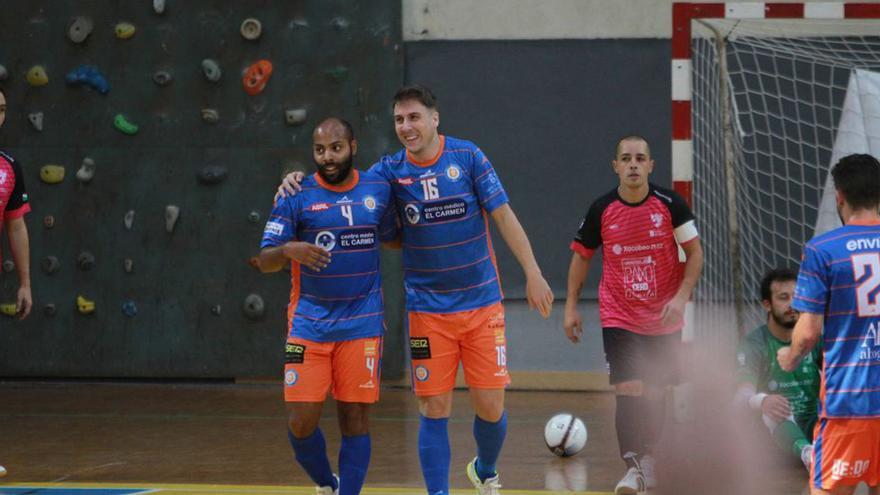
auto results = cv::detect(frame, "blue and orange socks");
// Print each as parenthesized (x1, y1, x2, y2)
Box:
(339, 434, 371, 495)
(419, 415, 451, 495)
(288, 428, 338, 491)
(473, 411, 507, 481)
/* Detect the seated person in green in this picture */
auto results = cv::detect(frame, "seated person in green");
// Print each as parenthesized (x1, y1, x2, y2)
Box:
(734, 268, 820, 471)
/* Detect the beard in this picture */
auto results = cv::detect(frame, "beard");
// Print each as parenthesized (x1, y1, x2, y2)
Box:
(316, 157, 353, 185)
(771, 310, 797, 329)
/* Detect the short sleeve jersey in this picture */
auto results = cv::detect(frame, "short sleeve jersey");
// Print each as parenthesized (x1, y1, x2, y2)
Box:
(736, 325, 821, 421)
(370, 135, 509, 313)
(792, 223, 880, 418)
(261, 170, 398, 342)
(570, 184, 699, 335)
(0, 150, 31, 264)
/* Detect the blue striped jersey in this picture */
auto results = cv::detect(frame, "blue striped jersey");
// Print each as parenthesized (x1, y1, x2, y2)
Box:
(793, 222, 880, 418)
(370, 135, 509, 313)
(261, 170, 398, 342)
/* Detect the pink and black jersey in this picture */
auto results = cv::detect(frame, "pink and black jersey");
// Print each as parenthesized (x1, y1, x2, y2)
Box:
(370, 135, 509, 313)
(0, 150, 31, 263)
(793, 222, 880, 418)
(261, 170, 398, 343)
(571, 184, 698, 335)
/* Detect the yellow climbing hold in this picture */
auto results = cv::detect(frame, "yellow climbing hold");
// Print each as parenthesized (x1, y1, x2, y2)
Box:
(76, 295, 96, 314)
(26, 65, 49, 86)
(40, 165, 66, 184)
(0, 303, 17, 316)
(115, 22, 136, 39)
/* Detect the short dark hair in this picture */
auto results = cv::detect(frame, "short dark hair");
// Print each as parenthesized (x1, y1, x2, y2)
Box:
(616, 135, 651, 157)
(831, 153, 880, 210)
(760, 268, 798, 302)
(313, 117, 354, 141)
(393, 85, 438, 111)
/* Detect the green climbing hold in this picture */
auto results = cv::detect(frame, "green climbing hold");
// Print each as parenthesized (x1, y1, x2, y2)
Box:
(114, 114, 138, 135)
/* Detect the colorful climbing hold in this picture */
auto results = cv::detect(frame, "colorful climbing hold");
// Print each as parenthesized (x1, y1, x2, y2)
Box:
(0, 303, 16, 317)
(76, 157, 96, 183)
(201, 59, 221, 82)
(242, 293, 265, 320)
(40, 165, 65, 184)
(243, 60, 273, 96)
(285, 108, 307, 126)
(211, 304, 222, 316)
(123, 258, 134, 273)
(76, 295, 96, 314)
(153, 70, 173, 86)
(43, 215, 55, 229)
(2, 260, 14, 273)
(43, 303, 57, 316)
(41, 256, 60, 275)
(153, 0, 166, 15)
(115, 22, 136, 39)
(28, 112, 44, 131)
(65, 65, 110, 94)
(122, 300, 138, 317)
(67, 16, 94, 44)
(165, 204, 180, 233)
(0, 65, 8, 81)
(247, 210, 261, 223)
(240, 18, 262, 40)
(114, 114, 138, 135)
(26, 65, 49, 86)
(124, 210, 135, 230)
(77, 251, 95, 271)
(200, 108, 219, 124)
(197, 165, 227, 185)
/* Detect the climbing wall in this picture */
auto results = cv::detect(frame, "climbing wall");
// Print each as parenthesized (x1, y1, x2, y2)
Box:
(0, 1, 404, 378)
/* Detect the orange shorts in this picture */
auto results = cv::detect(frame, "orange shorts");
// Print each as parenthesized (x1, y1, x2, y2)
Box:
(283, 336, 382, 403)
(408, 302, 510, 396)
(813, 417, 880, 490)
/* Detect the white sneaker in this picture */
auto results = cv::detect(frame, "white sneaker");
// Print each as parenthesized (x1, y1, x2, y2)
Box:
(466, 457, 502, 495)
(0, 464, 6, 477)
(640, 454, 657, 488)
(800, 444, 813, 472)
(315, 474, 339, 495)
(614, 467, 646, 494)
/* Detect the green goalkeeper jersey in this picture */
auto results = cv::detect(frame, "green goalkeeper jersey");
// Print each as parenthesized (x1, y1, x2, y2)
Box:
(736, 325, 821, 421)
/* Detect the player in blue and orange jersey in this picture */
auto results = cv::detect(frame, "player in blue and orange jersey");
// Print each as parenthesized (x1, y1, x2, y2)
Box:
(0, 88, 33, 478)
(279, 86, 554, 495)
(259, 117, 398, 495)
(778, 153, 880, 495)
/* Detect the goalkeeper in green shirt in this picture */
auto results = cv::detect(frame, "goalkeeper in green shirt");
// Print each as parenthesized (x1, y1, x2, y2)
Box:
(734, 268, 820, 471)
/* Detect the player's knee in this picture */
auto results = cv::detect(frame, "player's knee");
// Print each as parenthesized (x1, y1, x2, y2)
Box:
(614, 380, 644, 397)
(471, 390, 505, 422)
(419, 394, 452, 418)
(337, 403, 370, 436)
(287, 416, 318, 438)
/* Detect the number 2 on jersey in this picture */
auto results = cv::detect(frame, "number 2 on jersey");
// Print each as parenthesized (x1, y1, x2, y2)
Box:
(853, 253, 880, 317)
(340, 205, 354, 226)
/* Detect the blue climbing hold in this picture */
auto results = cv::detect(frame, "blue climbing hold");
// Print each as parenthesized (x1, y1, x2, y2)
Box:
(65, 64, 110, 94)
(122, 300, 138, 317)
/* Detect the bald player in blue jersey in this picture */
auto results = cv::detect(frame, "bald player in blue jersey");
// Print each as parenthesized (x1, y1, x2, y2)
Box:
(279, 86, 554, 495)
(260, 117, 398, 495)
(778, 153, 880, 495)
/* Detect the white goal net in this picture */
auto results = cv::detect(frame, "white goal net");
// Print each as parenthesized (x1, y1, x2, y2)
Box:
(690, 18, 880, 341)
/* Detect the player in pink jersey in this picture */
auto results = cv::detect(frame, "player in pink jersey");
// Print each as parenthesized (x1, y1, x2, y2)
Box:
(564, 136, 702, 494)
(778, 153, 880, 495)
(0, 89, 33, 478)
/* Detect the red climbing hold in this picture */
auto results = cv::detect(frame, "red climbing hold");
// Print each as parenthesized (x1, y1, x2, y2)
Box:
(243, 60, 273, 96)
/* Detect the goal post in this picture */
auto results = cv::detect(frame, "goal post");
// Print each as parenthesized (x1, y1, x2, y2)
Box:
(672, 2, 880, 346)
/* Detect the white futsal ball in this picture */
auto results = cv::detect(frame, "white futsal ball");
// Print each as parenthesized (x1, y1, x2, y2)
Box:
(544, 413, 588, 457)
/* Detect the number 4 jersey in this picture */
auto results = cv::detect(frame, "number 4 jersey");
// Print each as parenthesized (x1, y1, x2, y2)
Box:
(570, 184, 699, 335)
(793, 222, 880, 418)
(261, 170, 398, 342)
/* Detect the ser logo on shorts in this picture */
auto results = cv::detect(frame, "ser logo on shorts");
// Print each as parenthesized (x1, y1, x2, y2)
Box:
(410, 337, 431, 360)
(285, 343, 306, 364)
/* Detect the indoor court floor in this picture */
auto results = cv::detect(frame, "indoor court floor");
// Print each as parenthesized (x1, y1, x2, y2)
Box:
(0, 381, 824, 494)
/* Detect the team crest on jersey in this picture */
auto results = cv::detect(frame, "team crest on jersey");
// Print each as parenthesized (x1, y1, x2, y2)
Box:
(446, 164, 462, 181)
(650, 213, 663, 228)
(405, 204, 420, 224)
(309, 202, 330, 212)
(414, 365, 430, 382)
(768, 380, 778, 391)
(284, 370, 298, 386)
(612, 244, 623, 255)
(363, 195, 377, 211)
(315, 231, 336, 251)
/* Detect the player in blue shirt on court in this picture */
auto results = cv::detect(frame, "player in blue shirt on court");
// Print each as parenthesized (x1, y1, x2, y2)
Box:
(778, 153, 880, 495)
(278, 86, 554, 495)
(260, 117, 398, 495)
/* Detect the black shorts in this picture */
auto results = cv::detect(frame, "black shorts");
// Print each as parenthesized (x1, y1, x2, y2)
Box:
(602, 327, 683, 386)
